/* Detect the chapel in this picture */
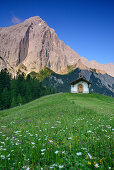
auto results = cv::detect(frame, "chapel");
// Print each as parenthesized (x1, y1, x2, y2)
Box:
(70, 74, 91, 93)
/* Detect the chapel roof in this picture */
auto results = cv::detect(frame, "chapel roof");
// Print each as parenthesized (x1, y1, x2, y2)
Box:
(70, 77, 92, 85)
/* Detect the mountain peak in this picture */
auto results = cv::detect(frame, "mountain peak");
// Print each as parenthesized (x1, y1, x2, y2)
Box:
(0, 16, 114, 77)
(24, 16, 45, 25)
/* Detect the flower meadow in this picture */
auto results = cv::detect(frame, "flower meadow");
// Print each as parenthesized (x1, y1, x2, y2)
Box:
(0, 93, 113, 169)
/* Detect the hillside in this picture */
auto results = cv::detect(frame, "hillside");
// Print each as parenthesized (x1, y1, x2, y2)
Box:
(0, 93, 113, 169)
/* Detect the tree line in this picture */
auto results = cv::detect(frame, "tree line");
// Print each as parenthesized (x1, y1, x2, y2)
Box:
(0, 69, 55, 110)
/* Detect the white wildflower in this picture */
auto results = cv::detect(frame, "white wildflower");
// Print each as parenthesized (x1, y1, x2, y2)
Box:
(76, 152, 82, 156)
(58, 165, 64, 168)
(1, 142, 5, 144)
(49, 140, 53, 143)
(26, 167, 30, 170)
(31, 142, 35, 145)
(55, 150, 59, 154)
(3, 148, 7, 150)
(94, 163, 99, 168)
(87, 130, 92, 133)
(51, 126, 55, 129)
(41, 149, 46, 152)
(52, 164, 58, 166)
(6, 154, 10, 157)
(88, 153, 92, 159)
(56, 121, 61, 123)
(1, 155, 5, 159)
(81, 148, 87, 150)
(15, 131, 21, 133)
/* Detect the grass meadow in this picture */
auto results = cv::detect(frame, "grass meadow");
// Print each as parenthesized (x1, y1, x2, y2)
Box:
(0, 93, 114, 169)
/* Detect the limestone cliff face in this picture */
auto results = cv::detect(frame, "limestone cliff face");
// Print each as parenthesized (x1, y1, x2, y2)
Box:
(0, 16, 114, 77)
(0, 16, 80, 75)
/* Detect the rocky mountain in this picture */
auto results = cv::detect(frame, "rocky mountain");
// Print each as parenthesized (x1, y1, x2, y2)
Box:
(0, 16, 114, 77)
(42, 68, 114, 97)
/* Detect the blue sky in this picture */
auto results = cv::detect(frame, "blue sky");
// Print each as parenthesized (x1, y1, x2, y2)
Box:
(0, 0, 114, 64)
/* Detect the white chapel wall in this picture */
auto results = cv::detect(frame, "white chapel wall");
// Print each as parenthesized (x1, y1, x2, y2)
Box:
(71, 81, 89, 93)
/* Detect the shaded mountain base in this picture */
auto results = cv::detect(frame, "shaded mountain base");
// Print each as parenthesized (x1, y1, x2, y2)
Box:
(42, 68, 114, 97)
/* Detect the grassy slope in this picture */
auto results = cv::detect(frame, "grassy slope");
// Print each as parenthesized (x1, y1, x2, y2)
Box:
(0, 93, 114, 169)
(67, 93, 114, 114)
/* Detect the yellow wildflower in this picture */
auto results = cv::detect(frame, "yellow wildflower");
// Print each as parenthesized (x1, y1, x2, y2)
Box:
(88, 162, 91, 165)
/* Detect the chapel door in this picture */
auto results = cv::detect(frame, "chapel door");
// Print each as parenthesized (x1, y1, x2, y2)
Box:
(78, 84, 83, 93)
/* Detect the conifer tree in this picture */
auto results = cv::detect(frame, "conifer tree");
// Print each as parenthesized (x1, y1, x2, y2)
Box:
(17, 94, 23, 106)
(0, 68, 11, 93)
(1, 87, 10, 109)
(11, 97, 17, 108)
(0, 69, 55, 110)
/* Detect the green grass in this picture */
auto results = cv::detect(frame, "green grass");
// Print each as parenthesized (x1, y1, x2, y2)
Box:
(0, 93, 114, 169)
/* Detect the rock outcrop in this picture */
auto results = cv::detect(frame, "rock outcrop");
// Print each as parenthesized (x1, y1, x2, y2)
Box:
(0, 16, 114, 77)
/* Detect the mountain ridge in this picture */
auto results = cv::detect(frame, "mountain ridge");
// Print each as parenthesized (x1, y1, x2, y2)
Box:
(0, 16, 114, 77)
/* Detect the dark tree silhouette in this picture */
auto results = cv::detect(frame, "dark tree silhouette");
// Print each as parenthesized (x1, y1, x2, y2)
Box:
(0, 69, 55, 110)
